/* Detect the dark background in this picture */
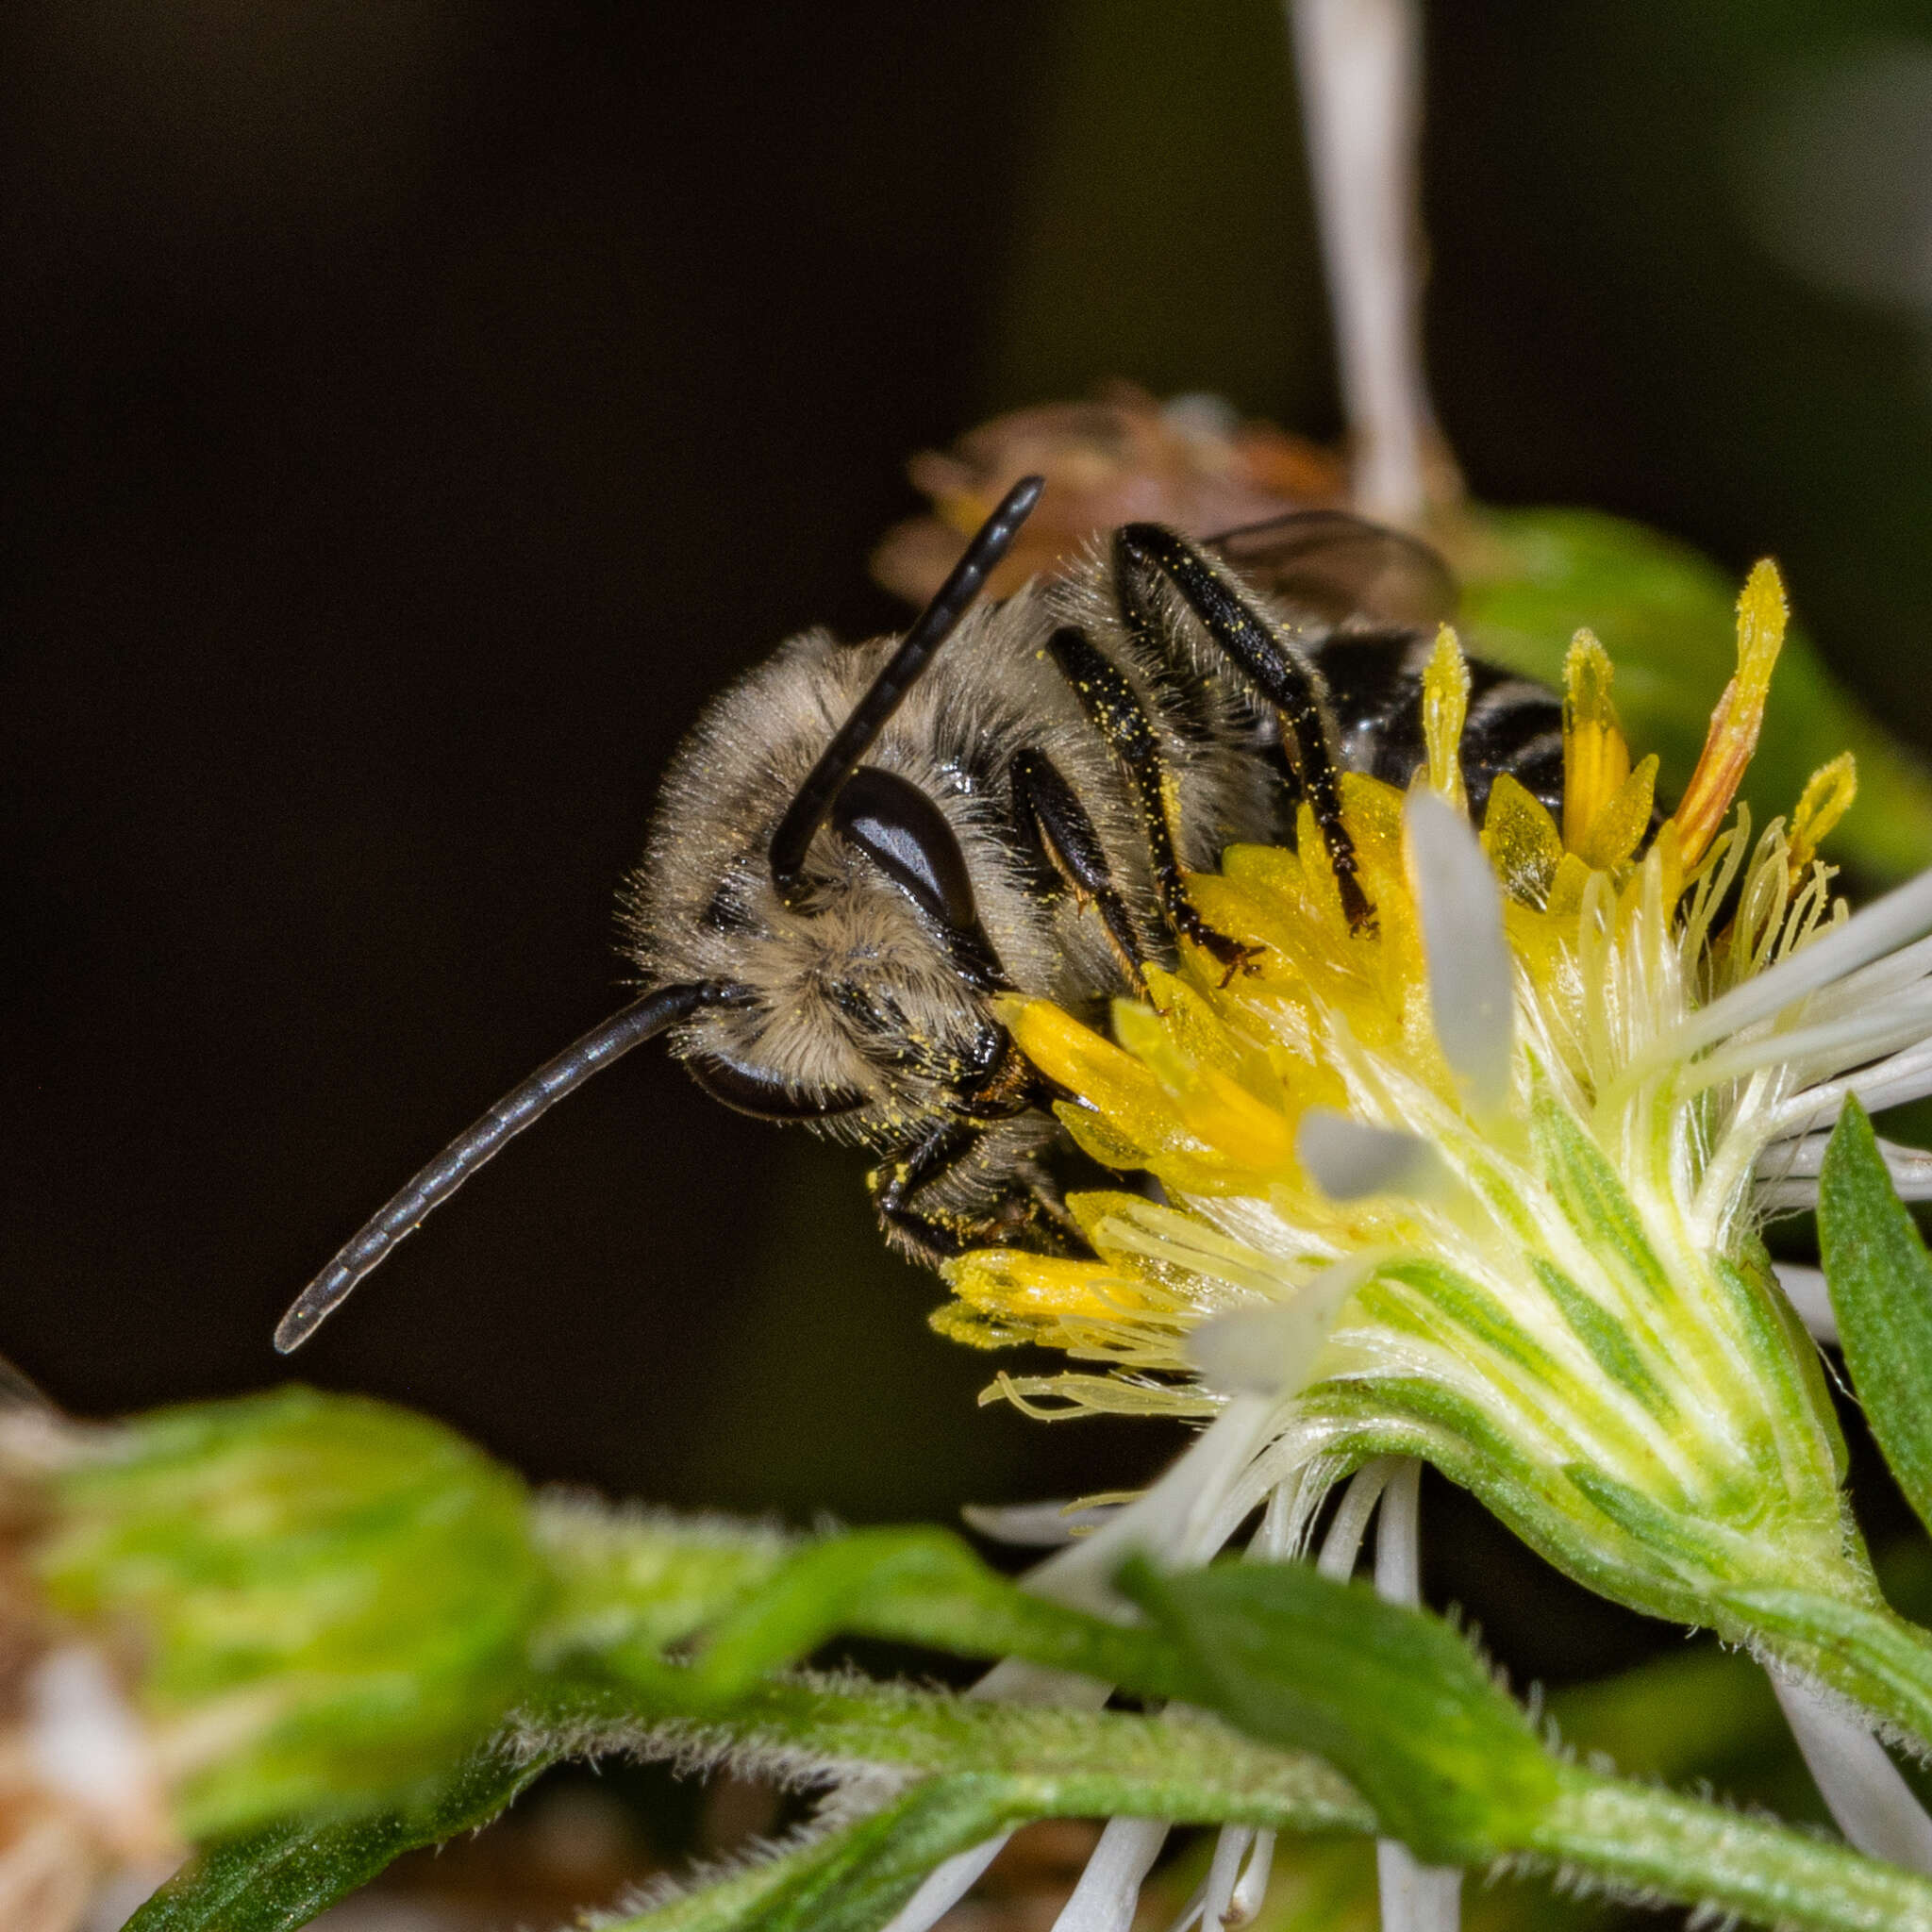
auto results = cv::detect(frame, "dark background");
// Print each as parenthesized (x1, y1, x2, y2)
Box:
(7, 0, 1932, 1686)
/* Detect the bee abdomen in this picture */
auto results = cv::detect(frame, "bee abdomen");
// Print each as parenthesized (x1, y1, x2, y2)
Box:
(1312, 629, 1564, 819)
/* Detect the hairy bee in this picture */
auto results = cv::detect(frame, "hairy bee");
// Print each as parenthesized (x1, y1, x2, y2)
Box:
(275, 478, 1561, 1353)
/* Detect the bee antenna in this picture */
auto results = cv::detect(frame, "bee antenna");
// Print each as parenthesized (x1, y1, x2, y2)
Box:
(275, 979, 739, 1354)
(769, 473, 1045, 908)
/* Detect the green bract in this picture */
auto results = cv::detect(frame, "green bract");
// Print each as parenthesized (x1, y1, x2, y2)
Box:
(37, 1387, 544, 1836)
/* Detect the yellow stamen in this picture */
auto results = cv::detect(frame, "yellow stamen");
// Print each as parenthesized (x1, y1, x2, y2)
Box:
(999, 996, 1184, 1158)
(1561, 630, 1631, 856)
(1672, 558, 1787, 867)
(1422, 625, 1470, 813)
(1788, 752, 1857, 874)
(1482, 772, 1564, 905)
(937, 1249, 1144, 1350)
(1576, 754, 1659, 872)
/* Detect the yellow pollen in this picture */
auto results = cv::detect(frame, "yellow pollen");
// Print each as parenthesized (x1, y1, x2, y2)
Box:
(1422, 625, 1471, 812)
(1788, 752, 1858, 875)
(1560, 629, 1631, 856)
(941, 559, 1865, 1442)
(1672, 558, 1787, 866)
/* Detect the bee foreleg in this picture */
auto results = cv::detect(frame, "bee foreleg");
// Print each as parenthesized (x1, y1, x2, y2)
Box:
(868, 1118, 1080, 1267)
(1045, 625, 1257, 975)
(1114, 523, 1375, 934)
(1010, 746, 1150, 987)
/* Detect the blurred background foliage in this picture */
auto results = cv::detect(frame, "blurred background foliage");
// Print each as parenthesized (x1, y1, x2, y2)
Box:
(8, 0, 1932, 1742)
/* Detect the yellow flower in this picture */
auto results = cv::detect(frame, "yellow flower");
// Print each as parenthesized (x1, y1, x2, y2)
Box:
(940, 562, 1932, 1655)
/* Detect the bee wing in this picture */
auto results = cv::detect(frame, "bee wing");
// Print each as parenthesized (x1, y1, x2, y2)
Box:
(1207, 509, 1457, 628)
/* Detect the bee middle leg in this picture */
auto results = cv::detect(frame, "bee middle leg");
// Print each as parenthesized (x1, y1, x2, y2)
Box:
(868, 1117, 1080, 1267)
(1009, 745, 1153, 988)
(1045, 625, 1257, 978)
(1113, 523, 1375, 932)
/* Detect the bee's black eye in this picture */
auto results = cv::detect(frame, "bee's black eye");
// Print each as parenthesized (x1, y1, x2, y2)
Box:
(683, 1049, 867, 1121)
(830, 766, 978, 932)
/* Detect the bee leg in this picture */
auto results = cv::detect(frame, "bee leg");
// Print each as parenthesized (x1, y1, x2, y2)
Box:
(869, 1119, 1080, 1266)
(1010, 745, 1152, 989)
(1114, 524, 1375, 934)
(1045, 625, 1258, 977)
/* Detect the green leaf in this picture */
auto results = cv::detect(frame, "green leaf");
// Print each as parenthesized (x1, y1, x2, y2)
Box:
(1459, 508, 1932, 883)
(123, 1742, 551, 1932)
(549, 1523, 1184, 1711)
(1819, 1096, 1932, 1535)
(1124, 1556, 1932, 1929)
(1121, 1557, 1558, 1865)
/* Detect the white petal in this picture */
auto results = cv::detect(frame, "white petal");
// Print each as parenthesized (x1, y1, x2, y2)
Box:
(922, 1409, 1277, 1932)
(1297, 1108, 1437, 1200)
(1052, 1817, 1170, 1932)
(1671, 863, 1932, 1059)
(1757, 1130, 1932, 1182)
(961, 1499, 1118, 1547)
(1769, 1037, 1932, 1137)
(1021, 1393, 1278, 1613)
(26, 1647, 166, 1857)
(880, 1836, 1013, 1932)
(1317, 1457, 1399, 1581)
(1373, 1457, 1424, 1606)
(1690, 986, 1932, 1093)
(1404, 790, 1513, 1112)
(1373, 1462, 1464, 1931)
(1186, 1260, 1373, 1398)
(1198, 1827, 1255, 1931)
(1375, 1842, 1464, 1932)
(1755, 1132, 1932, 1210)
(1773, 1264, 1838, 1345)
(1772, 1668, 1932, 1873)
(1228, 1831, 1277, 1924)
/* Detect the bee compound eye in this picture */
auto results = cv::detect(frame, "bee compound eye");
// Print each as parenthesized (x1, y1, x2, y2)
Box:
(829, 766, 978, 932)
(682, 1047, 868, 1122)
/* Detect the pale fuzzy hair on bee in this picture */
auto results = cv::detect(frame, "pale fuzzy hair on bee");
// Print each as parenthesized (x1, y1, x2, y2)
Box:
(620, 560, 1284, 1185)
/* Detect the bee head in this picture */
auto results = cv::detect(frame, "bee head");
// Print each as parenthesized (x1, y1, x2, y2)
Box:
(626, 476, 1046, 1134)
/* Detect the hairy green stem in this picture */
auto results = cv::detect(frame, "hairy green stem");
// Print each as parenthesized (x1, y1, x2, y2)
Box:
(1536, 1770, 1932, 1932)
(1724, 1587, 1932, 1752)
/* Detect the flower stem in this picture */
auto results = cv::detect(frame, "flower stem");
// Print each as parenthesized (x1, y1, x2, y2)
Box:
(1725, 1586, 1932, 1756)
(1534, 1769, 1932, 1932)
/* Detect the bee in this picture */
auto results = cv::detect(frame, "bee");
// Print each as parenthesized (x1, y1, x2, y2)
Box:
(275, 476, 1562, 1353)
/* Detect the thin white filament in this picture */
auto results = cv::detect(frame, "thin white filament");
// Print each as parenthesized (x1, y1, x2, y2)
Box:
(1757, 1131, 1932, 1183)
(960, 1500, 1117, 1548)
(1023, 1395, 1277, 1615)
(1668, 864, 1932, 1061)
(1765, 1036, 1932, 1138)
(880, 1837, 1012, 1932)
(1771, 1668, 1932, 1874)
(1319, 1457, 1400, 1580)
(1405, 791, 1514, 1113)
(1688, 988, 1932, 1094)
(1755, 1131, 1932, 1210)
(1051, 1816, 1170, 1932)
(1374, 1461, 1462, 1932)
